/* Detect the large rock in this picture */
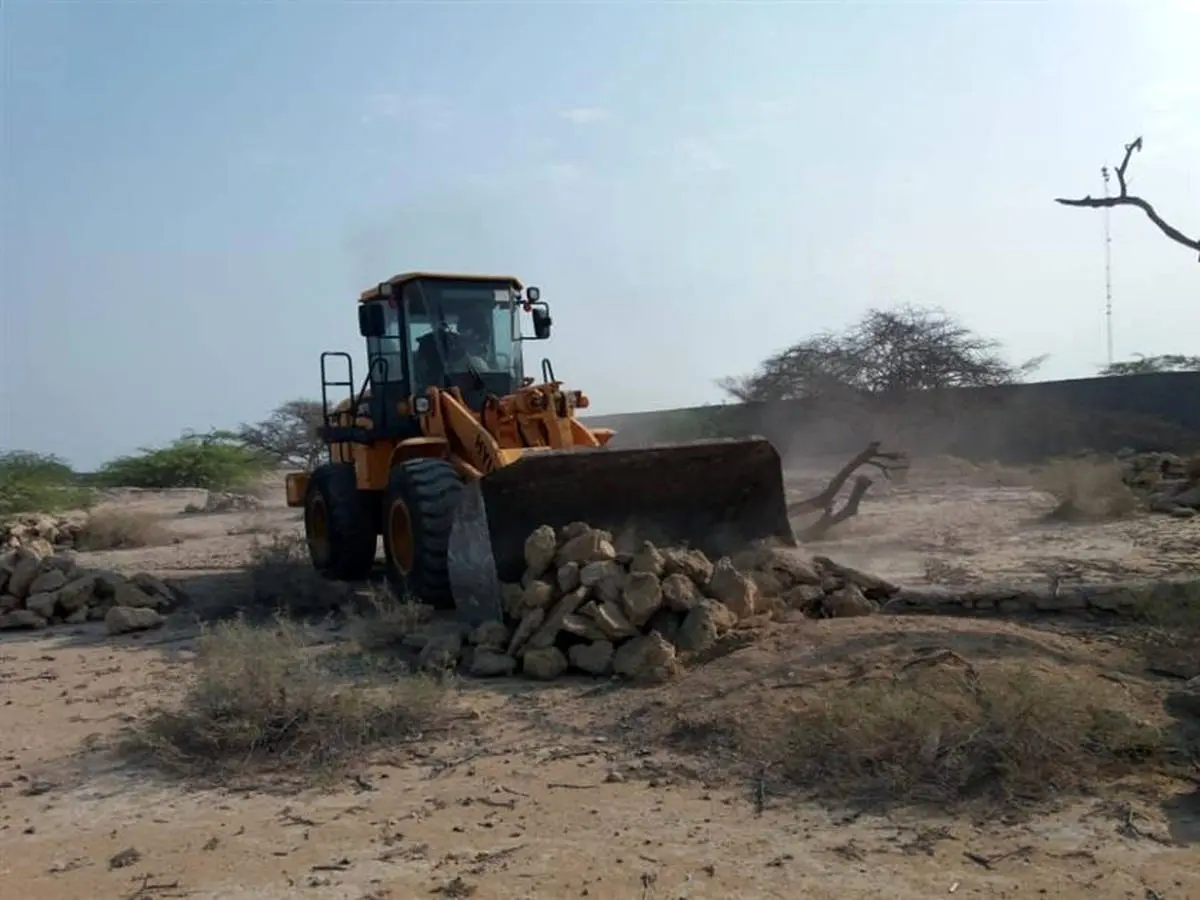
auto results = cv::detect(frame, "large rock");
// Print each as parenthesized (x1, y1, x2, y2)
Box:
(580, 561, 625, 603)
(661, 548, 714, 586)
(28, 568, 68, 597)
(583, 599, 639, 640)
(556, 529, 617, 567)
(661, 572, 701, 612)
(523, 525, 558, 579)
(628, 542, 665, 577)
(556, 562, 581, 593)
(25, 592, 59, 619)
(131, 573, 183, 611)
(468, 620, 510, 651)
(822, 584, 878, 618)
(5, 550, 42, 600)
(513, 580, 555, 617)
(104, 606, 165, 634)
(613, 633, 676, 681)
(569, 640, 615, 675)
(522, 646, 568, 680)
(706, 558, 758, 619)
(112, 582, 166, 610)
(621, 572, 662, 626)
(676, 599, 737, 652)
(468, 649, 518, 677)
(507, 608, 545, 657)
(560, 613, 608, 641)
(0, 608, 47, 630)
(525, 588, 589, 651)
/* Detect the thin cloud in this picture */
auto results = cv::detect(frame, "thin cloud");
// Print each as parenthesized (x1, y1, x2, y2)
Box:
(560, 107, 608, 125)
(677, 138, 729, 173)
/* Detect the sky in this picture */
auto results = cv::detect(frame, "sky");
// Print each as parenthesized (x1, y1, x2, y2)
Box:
(2, 0, 1198, 469)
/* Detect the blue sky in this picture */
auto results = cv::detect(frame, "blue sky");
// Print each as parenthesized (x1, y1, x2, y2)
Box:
(3, 1, 1198, 469)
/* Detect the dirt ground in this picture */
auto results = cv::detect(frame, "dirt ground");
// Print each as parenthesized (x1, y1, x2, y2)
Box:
(2, 462, 1199, 899)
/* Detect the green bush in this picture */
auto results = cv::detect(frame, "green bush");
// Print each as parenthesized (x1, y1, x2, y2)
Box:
(95, 432, 272, 491)
(0, 451, 93, 517)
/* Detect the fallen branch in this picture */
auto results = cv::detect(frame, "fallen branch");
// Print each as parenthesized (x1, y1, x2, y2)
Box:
(1055, 136, 1200, 261)
(788, 441, 909, 541)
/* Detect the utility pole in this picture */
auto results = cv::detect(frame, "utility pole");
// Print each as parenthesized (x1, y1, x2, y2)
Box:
(1102, 165, 1114, 367)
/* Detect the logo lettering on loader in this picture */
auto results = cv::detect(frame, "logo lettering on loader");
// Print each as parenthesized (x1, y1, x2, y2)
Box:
(474, 433, 496, 472)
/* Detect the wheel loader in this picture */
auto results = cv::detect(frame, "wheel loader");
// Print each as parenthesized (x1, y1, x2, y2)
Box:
(284, 272, 795, 625)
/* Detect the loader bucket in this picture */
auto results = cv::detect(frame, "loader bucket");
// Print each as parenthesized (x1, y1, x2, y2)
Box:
(446, 437, 795, 626)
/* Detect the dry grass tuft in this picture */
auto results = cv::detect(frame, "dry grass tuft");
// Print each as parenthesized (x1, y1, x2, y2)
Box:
(122, 617, 443, 777)
(1034, 458, 1140, 521)
(74, 508, 175, 550)
(352, 587, 433, 652)
(246, 532, 353, 619)
(674, 658, 1177, 812)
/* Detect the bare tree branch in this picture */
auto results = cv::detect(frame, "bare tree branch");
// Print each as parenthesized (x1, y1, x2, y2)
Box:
(1055, 136, 1200, 261)
(788, 441, 910, 541)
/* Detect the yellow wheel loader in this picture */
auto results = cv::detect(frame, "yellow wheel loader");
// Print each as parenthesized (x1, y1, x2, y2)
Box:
(284, 272, 795, 625)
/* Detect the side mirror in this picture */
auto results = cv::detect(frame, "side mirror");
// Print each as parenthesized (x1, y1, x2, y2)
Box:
(358, 303, 386, 338)
(531, 306, 552, 340)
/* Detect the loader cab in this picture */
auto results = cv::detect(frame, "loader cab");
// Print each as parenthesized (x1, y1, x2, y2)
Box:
(356, 274, 550, 422)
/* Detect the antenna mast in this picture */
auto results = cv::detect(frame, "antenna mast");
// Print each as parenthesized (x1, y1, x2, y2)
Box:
(1102, 165, 1114, 367)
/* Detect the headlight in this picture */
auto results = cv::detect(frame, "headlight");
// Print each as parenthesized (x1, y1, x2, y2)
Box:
(526, 286, 541, 302)
(414, 396, 431, 414)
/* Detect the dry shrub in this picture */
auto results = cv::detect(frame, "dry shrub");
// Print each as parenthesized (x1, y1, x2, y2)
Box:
(247, 532, 351, 619)
(352, 587, 432, 652)
(712, 662, 1171, 811)
(75, 508, 174, 550)
(1034, 458, 1139, 521)
(123, 617, 443, 776)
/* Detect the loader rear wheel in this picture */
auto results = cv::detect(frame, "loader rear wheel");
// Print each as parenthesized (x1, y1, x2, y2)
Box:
(304, 464, 378, 581)
(382, 458, 463, 609)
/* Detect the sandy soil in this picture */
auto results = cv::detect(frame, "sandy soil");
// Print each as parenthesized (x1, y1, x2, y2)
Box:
(2, 462, 1199, 899)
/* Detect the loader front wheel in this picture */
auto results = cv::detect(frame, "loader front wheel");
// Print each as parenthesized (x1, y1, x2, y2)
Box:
(304, 464, 379, 581)
(382, 458, 463, 609)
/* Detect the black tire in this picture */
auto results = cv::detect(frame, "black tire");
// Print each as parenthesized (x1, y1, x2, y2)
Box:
(304, 463, 379, 581)
(382, 457, 463, 608)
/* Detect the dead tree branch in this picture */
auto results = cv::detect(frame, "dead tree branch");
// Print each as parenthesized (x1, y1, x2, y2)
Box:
(788, 441, 909, 541)
(1055, 136, 1200, 261)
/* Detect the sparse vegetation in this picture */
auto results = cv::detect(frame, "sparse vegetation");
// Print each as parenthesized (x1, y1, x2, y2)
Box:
(236, 398, 327, 470)
(95, 432, 272, 491)
(74, 508, 175, 551)
(122, 617, 443, 777)
(245, 532, 359, 619)
(676, 657, 1179, 813)
(0, 451, 93, 517)
(719, 305, 1046, 403)
(774, 663, 1172, 809)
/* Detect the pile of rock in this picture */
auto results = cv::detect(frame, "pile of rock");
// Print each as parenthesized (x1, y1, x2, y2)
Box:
(1119, 450, 1200, 517)
(417, 522, 898, 683)
(183, 491, 264, 514)
(1, 513, 83, 554)
(0, 545, 185, 635)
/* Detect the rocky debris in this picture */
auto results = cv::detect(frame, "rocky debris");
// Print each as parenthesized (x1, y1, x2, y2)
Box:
(894, 577, 1200, 619)
(183, 491, 264, 514)
(105, 606, 166, 635)
(1, 513, 82, 553)
(1119, 451, 1200, 517)
(0, 544, 186, 633)
(415, 524, 903, 683)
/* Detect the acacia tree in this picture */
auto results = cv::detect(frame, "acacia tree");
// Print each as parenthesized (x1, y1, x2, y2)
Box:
(1056, 136, 1200, 260)
(1100, 354, 1200, 376)
(237, 399, 326, 470)
(719, 305, 1044, 403)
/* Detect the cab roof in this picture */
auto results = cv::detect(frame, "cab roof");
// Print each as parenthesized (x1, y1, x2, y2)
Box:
(359, 272, 524, 303)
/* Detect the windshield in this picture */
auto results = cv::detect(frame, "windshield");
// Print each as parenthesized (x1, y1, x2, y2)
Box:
(405, 280, 523, 393)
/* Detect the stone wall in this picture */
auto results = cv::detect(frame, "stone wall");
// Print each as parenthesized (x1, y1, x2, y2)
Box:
(587, 372, 1200, 463)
